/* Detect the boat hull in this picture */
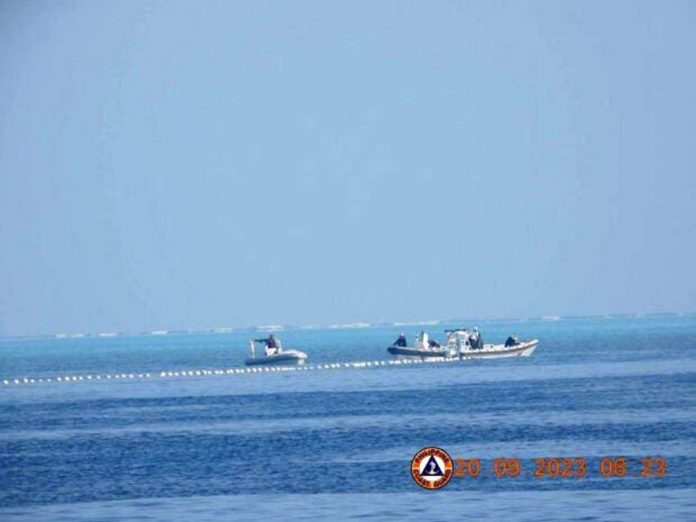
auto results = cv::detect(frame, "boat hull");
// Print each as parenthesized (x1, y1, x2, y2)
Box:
(460, 339, 538, 359)
(245, 350, 308, 366)
(387, 346, 450, 358)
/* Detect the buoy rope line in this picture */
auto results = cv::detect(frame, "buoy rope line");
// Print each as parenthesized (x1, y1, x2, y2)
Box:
(1, 357, 466, 387)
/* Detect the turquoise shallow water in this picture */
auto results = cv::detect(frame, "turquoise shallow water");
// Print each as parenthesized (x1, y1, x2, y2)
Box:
(1, 315, 695, 520)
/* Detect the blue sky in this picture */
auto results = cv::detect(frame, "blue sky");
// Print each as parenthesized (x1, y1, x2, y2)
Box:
(1, 1, 695, 336)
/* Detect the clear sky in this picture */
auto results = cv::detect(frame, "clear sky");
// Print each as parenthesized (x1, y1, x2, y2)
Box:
(1, 1, 695, 336)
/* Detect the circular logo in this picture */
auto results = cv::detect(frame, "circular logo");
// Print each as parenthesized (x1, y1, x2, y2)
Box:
(411, 447, 454, 490)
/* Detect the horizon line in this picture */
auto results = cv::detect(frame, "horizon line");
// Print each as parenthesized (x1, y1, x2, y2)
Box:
(1, 310, 695, 341)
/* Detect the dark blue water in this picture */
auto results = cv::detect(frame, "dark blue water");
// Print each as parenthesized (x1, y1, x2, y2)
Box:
(1, 316, 695, 520)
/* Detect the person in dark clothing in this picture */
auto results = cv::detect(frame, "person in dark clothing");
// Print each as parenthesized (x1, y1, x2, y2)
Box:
(255, 334, 278, 348)
(255, 334, 280, 355)
(469, 327, 483, 349)
(393, 334, 407, 347)
(505, 335, 519, 347)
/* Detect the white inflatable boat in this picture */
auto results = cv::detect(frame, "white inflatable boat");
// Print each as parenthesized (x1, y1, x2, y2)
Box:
(244, 339, 308, 366)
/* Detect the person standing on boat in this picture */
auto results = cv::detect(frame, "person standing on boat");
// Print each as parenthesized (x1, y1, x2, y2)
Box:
(393, 333, 407, 347)
(417, 331, 429, 350)
(469, 327, 483, 349)
(255, 334, 280, 356)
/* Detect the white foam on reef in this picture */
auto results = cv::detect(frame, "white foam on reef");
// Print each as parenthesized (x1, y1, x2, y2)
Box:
(0, 355, 467, 388)
(212, 327, 235, 333)
(256, 324, 285, 332)
(328, 322, 372, 329)
(392, 319, 441, 327)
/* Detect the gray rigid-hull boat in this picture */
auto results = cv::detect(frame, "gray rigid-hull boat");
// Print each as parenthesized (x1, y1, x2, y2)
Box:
(388, 329, 538, 360)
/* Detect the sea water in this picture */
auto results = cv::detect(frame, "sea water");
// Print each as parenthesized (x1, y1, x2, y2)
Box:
(0, 316, 695, 520)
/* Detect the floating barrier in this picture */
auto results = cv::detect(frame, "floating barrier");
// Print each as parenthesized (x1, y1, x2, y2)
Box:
(1, 355, 466, 387)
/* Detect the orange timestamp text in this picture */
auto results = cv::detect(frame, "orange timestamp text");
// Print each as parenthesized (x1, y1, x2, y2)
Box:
(451, 456, 667, 479)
